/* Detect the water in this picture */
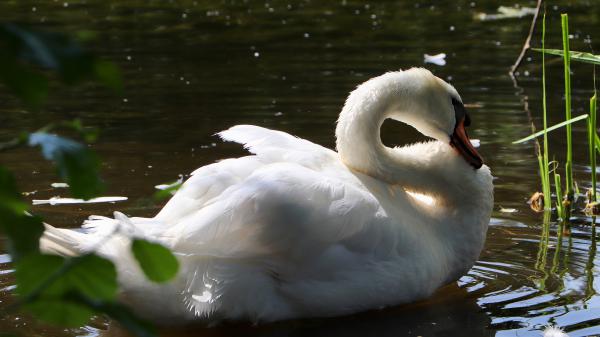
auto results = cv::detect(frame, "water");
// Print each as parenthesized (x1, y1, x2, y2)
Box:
(0, 0, 600, 336)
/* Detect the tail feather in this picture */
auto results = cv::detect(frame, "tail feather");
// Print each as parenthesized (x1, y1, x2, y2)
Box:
(40, 211, 131, 258)
(40, 224, 89, 256)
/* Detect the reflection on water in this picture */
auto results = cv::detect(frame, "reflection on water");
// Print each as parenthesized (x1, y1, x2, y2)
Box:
(1, 0, 600, 336)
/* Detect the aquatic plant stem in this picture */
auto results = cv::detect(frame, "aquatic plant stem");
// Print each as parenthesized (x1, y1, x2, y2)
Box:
(509, 0, 542, 77)
(555, 172, 564, 220)
(590, 94, 598, 201)
(562, 14, 574, 200)
(534, 210, 551, 290)
(541, 12, 551, 208)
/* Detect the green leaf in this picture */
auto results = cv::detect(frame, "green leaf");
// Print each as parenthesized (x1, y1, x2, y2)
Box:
(0, 168, 44, 259)
(0, 166, 27, 214)
(16, 254, 117, 301)
(131, 239, 179, 283)
(513, 114, 589, 144)
(15, 254, 64, 297)
(64, 254, 118, 300)
(0, 211, 44, 260)
(0, 56, 48, 108)
(94, 60, 123, 92)
(25, 298, 95, 327)
(28, 132, 103, 199)
(532, 48, 600, 65)
(0, 23, 122, 107)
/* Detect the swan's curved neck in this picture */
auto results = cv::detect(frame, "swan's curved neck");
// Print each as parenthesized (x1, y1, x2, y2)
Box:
(334, 77, 476, 204)
(335, 79, 415, 183)
(335, 91, 389, 174)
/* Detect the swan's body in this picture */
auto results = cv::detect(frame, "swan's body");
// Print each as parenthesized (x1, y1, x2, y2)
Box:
(41, 68, 493, 324)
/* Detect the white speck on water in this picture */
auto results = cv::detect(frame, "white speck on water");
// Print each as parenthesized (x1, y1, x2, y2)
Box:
(424, 53, 446, 66)
(470, 2, 476, 7)
(63, 2, 69, 7)
(449, 25, 455, 31)
(186, 81, 190, 85)
(499, 206, 518, 214)
(180, 76, 184, 81)
(303, 33, 310, 38)
(147, 165, 153, 169)
(51, 182, 69, 188)
(254, 52, 260, 57)
(524, 70, 530, 76)
(275, 112, 283, 116)
(32, 6, 36, 11)
(182, 12, 187, 19)
(495, 41, 502, 46)
(32, 196, 128, 205)
(123, 98, 128, 103)
(126, 55, 132, 61)
(370, 14, 377, 19)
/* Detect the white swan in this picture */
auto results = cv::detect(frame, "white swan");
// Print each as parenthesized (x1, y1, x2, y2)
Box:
(41, 68, 493, 324)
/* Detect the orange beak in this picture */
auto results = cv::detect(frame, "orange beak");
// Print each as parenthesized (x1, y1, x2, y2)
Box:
(449, 116, 483, 169)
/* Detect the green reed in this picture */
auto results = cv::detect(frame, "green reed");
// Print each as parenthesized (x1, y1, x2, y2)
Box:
(554, 171, 565, 219)
(562, 14, 574, 200)
(590, 94, 598, 202)
(540, 13, 552, 208)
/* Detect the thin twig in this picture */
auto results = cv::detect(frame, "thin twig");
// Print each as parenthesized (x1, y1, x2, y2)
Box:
(509, 0, 543, 78)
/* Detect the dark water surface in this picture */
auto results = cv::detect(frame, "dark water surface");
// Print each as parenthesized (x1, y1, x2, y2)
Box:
(1, 1, 600, 336)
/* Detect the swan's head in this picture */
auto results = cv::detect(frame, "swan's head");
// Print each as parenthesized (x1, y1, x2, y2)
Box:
(384, 68, 483, 169)
(337, 68, 484, 170)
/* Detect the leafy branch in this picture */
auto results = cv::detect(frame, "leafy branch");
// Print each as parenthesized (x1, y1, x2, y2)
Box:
(0, 23, 179, 336)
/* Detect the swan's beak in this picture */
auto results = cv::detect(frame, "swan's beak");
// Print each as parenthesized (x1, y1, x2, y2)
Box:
(449, 117, 483, 169)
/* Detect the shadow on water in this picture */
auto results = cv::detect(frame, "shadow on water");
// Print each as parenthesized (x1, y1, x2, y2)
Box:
(100, 285, 491, 337)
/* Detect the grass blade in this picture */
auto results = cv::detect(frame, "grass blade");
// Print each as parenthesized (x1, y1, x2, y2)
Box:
(541, 12, 551, 208)
(561, 13, 573, 198)
(531, 48, 600, 66)
(513, 114, 588, 144)
(555, 172, 564, 220)
(590, 94, 598, 201)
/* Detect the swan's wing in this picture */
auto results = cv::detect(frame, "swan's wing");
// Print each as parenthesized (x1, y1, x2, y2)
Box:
(156, 125, 345, 223)
(217, 125, 338, 168)
(155, 156, 263, 222)
(166, 162, 381, 259)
